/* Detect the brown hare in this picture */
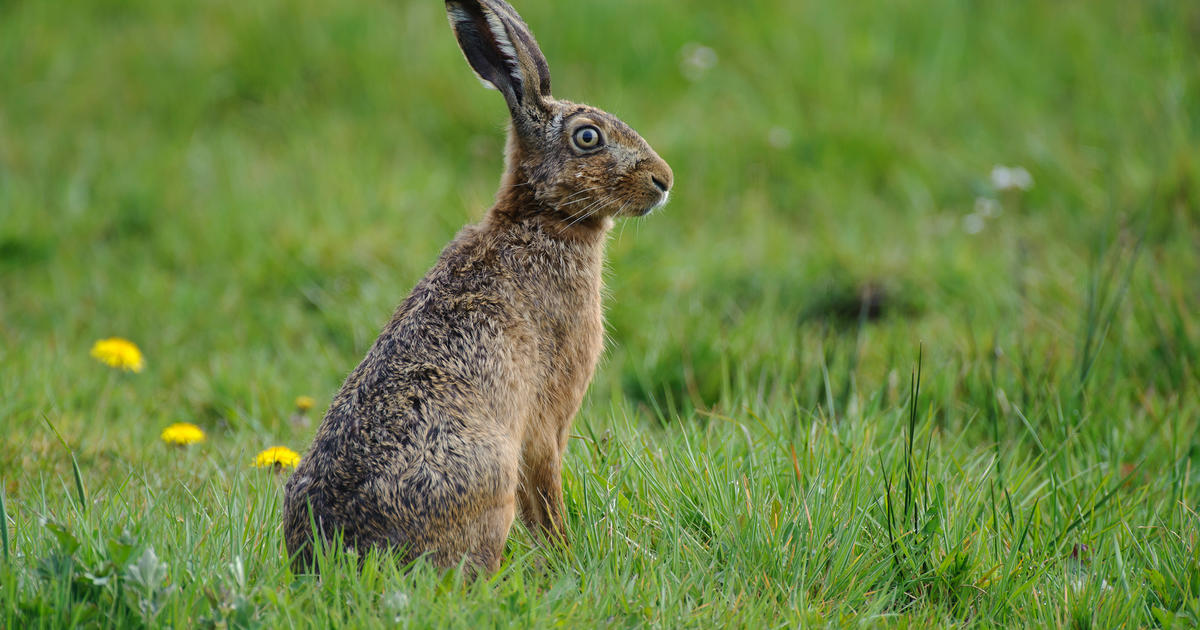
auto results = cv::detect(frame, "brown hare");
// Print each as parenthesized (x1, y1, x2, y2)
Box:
(282, 0, 673, 574)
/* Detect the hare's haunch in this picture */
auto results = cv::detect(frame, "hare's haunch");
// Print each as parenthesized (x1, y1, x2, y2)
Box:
(282, 0, 672, 574)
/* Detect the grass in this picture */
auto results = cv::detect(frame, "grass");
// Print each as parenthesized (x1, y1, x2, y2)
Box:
(1, 0, 1198, 626)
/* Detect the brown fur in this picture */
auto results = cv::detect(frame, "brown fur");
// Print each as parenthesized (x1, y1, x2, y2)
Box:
(282, 0, 672, 574)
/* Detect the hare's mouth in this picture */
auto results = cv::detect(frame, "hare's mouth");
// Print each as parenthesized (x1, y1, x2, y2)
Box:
(636, 190, 669, 216)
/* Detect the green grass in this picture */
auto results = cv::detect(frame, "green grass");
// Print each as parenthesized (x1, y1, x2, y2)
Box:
(2, 0, 1198, 626)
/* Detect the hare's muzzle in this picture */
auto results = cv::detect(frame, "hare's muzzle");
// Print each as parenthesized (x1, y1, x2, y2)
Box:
(638, 161, 673, 215)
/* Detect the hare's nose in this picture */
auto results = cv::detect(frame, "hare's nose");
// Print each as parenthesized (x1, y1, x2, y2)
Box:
(650, 159, 674, 193)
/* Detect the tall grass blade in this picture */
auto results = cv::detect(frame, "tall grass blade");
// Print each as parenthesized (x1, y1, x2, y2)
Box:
(0, 486, 9, 563)
(41, 414, 89, 512)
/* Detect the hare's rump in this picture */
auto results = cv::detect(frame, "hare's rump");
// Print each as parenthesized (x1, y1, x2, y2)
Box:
(283, 408, 521, 572)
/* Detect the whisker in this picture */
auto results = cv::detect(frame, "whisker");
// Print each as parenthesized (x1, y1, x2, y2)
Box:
(561, 186, 605, 203)
(567, 194, 611, 218)
(560, 196, 596, 207)
(566, 196, 611, 227)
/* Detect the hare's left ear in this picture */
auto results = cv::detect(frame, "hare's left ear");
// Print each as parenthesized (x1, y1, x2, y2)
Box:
(446, 0, 553, 122)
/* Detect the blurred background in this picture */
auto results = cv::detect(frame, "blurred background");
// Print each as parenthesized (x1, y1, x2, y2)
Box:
(1, 0, 1197, 459)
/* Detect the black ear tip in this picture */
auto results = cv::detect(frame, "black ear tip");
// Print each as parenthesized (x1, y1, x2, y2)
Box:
(445, 0, 478, 20)
(446, 0, 552, 113)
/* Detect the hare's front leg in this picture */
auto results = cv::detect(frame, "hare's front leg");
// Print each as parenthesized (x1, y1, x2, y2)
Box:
(517, 427, 567, 543)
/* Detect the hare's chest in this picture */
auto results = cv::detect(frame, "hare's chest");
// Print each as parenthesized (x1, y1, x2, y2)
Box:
(544, 283, 603, 381)
(528, 275, 604, 413)
(564, 291, 605, 381)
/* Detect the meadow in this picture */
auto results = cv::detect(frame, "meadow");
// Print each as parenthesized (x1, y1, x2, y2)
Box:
(1, 0, 1198, 626)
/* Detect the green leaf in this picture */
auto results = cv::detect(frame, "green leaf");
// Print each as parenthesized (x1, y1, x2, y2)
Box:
(44, 521, 80, 554)
(106, 532, 137, 568)
(81, 567, 115, 587)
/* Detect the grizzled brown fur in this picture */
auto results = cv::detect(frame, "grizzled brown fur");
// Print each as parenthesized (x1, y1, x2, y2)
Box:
(282, 0, 673, 574)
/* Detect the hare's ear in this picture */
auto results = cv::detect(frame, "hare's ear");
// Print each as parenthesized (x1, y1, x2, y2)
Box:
(446, 0, 553, 121)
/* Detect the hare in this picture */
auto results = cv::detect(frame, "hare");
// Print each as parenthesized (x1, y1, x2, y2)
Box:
(282, 0, 673, 574)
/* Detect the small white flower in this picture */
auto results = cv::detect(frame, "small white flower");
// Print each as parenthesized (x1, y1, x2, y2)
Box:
(974, 197, 1001, 218)
(680, 43, 717, 81)
(963, 213, 986, 234)
(384, 590, 409, 609)
(383, 590, 410, 623)
(767, 126, 793, 148)
(1069, 576, 1111, 593)
(990, 165, 1034, 192)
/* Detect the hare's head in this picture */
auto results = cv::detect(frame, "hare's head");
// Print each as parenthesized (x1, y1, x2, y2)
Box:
(446, 0, 673, 226)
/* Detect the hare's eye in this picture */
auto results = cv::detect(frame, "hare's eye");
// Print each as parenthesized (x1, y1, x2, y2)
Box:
(572, 126, 603, 151)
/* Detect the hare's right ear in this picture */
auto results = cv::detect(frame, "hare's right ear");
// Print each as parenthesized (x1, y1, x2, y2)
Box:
(446, 0, 553, 124)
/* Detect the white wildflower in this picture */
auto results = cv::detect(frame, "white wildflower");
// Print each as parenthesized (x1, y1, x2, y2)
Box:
(963, 213, 986, 234)
(767, 126, 793, 148)
(974, 197, 1001, 218)
(990, 165, 1034, 192)
(680, 43, 717, 81)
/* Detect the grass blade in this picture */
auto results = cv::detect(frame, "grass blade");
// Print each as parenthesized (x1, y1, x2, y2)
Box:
(41, 414, 89, 512)
(0, 486, 8, 563)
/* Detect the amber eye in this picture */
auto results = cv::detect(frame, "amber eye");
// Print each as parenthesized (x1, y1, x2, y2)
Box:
(571, 125, 603, 151)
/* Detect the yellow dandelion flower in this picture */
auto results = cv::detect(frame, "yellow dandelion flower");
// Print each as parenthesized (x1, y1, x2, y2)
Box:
(90, 337, 145, 373)
(254, 446, 301, 470)
(161, 422, 205, 446)
(294, 396, 316, 412)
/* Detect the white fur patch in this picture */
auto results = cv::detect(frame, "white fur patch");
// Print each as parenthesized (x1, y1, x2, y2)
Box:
(652, 190, 670, 211)
(482, 10, 522, 83)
